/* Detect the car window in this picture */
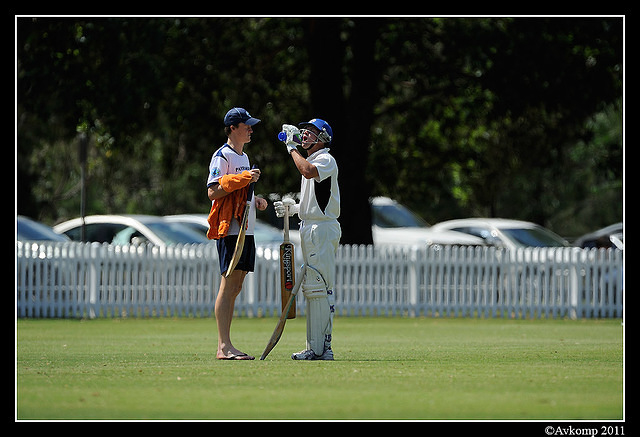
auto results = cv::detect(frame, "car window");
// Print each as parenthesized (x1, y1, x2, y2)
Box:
(501, 227, 568, 247)
(372, 204, 429, 228)
(145, 222, 210, 244)
(112, 226, 145, 245)
(177, 222, 209, 236)
(64, 223, 127, 243)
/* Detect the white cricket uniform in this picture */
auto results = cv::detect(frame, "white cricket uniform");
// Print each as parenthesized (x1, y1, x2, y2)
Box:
(299, 147, 341, 284)
(297, 147, 341, 357)
(207, 144, 256, 236)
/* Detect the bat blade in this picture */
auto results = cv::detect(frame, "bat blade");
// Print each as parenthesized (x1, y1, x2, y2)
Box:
(260, 265, 305, 360)
(280, 242, 296, 319)
(225, 207, 249, 277)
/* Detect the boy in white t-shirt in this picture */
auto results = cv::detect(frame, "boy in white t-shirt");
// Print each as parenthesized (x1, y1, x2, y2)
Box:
(207, 107, 267, 360)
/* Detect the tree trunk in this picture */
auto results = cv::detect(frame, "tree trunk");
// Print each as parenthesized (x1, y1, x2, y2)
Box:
(305, 18, 382, 245)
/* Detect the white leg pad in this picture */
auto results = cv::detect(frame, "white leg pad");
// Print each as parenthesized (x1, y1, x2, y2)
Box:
(304, 289, 334, 356)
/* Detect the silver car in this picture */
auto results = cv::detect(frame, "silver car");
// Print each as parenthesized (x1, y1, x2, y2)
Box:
(370, 197, 485, 246)
(163, 214, 286, 245)
(430, 217, 569, 250)
(18, 215, 70, 242)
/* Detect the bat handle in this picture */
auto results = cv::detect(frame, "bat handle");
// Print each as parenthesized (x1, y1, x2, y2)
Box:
(283, 204, 290, 242)
(246, 164, 258, 201)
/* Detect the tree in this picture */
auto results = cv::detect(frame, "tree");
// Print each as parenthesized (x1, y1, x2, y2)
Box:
(304, 18, 384, 244)
(367, 17, 622, 233)
(17, 17, 622, 241)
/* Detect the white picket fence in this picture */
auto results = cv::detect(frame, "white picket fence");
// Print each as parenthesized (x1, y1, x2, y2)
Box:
(16, 241, 623, 319)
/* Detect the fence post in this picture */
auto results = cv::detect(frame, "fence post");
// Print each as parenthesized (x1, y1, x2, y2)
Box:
(88, 242, 101, 319)
(408, 245, 419, 317)
(568, 247, 580, 320)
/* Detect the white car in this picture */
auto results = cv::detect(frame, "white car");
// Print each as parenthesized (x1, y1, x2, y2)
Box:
(53, 215, 211, 246)
(164, 214, 290, 246)
(370, 197, 485, 247)
(259, 195, 484, 247)
(430, 218, 570, 250)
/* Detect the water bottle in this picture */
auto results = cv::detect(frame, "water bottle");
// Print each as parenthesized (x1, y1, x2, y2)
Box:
(277, 130, 302, 145)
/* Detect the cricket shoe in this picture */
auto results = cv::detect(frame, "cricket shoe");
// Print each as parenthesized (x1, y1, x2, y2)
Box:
(291, 348, 334, 360)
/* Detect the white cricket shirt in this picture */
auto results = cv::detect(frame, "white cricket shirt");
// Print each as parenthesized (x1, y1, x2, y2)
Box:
(299, 148, 340, 222)
(207, 144, 256, 236)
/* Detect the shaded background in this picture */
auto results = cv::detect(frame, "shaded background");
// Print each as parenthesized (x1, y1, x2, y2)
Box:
(16, 17, 623, 244)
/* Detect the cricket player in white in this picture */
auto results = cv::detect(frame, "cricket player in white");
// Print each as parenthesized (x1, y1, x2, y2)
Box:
(275, 119, 341, 360)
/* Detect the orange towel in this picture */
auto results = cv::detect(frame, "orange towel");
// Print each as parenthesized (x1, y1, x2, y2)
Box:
(207, 171, 253, 240)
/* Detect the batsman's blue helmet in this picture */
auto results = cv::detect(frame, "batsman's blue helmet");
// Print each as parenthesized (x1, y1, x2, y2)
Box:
(299, 118, 333, 144)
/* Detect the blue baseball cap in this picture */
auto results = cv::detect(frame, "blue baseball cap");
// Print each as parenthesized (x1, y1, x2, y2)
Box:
(299, 118, 333, 144)
(224, 107, 261, 127)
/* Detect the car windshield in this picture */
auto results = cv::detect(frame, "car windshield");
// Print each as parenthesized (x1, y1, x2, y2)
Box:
(501, 227, 568, 247)
(144, 222, 211, 245)
(372, 204, 429, 228)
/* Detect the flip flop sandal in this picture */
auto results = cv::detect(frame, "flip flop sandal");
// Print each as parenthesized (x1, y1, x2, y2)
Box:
(218, 353, 255, 360)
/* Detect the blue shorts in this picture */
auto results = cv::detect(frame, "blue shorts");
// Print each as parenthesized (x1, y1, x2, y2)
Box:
(216, 235, 256, 275)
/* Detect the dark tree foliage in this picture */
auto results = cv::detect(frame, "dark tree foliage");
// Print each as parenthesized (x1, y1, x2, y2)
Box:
(17, 17, 622, 241)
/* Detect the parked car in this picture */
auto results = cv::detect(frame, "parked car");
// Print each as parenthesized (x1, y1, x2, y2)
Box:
(370, 197, 485, 246)
(17, 216, 71, 306)
(573, 222, 623, 250)
(262, 195, 484, 247)
(17, 215, 70, 242)
(53, 215, 211, 246)
(163, 214, 288, 245)
(430, 218, 570, 250)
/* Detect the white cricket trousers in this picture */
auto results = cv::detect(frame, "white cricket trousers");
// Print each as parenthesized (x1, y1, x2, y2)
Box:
(299, 219, 341, 355)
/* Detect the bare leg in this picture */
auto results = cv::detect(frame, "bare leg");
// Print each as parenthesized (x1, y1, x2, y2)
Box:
(215, 270, 254, 359)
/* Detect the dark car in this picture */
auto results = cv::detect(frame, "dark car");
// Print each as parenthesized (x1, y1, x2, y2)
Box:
(573, 222, 623, 250)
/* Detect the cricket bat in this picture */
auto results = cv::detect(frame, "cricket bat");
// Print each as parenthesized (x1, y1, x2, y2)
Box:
(225, 167, 257, 278)
(280, 202, 296, 319)
(260, 265, 306, 360)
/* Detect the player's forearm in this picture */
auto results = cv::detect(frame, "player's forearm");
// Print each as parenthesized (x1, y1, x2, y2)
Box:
(291, 150, 319, 179)
(208, 184, 229, 201)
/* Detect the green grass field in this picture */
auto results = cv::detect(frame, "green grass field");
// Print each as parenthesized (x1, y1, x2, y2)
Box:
(16, 316, 623, 420)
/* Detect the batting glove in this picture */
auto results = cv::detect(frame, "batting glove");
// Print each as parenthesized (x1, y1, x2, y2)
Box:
(274, 197, 299, 218)
(281, 124, 301, 154)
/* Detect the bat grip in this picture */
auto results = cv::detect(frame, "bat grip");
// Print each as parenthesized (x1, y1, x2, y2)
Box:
(283, 205, 290, 236)
(246, 164, 258, 201)
(246, 182, 255, 201)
